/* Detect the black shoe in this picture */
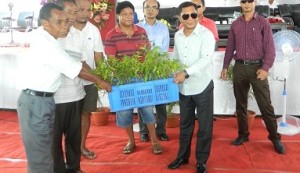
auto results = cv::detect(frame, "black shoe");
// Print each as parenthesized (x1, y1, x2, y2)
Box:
(140, 134, 149, 142)
(272, 139, 286, 154)
(167, 158, 189, 169)
(158, 134, 169, 141)
(196, 163, 207, 173)
(232, 136, 249, 146)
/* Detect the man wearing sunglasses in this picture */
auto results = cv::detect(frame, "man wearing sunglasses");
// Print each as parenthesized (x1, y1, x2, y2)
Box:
(168, 2, 215, 173)
(179, 0, 219, 42)
(221, 0, 285, 154)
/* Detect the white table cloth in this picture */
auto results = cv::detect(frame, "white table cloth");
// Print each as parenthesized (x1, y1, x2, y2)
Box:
(1, 44, 300, 115)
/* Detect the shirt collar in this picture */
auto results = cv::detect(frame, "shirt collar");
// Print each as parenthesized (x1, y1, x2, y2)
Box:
(37, 26, 57, 41)
(178, 23, 202, 36)
(239, 12, 258, 21)
(114, 24, 138, 33)
(200, 16, 209, 24)
(69, 26, 76, 34)
(140, 19, 158, 26)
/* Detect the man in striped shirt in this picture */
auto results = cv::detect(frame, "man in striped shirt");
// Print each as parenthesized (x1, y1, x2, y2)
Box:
(104, 1, 163, 155)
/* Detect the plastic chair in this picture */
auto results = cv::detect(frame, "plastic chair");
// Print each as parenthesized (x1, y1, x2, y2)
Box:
(0, 12, 11, 30)
(16, 11, 34, 32)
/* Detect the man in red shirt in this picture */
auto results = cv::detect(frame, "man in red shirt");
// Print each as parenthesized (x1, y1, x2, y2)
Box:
(104, 1, 163, 155)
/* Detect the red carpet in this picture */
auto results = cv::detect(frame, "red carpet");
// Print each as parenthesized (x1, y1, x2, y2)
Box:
(0, 110, 300, 173)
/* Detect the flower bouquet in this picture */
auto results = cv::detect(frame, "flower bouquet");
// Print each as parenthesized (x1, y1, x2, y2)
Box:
(90, 0, 114, 29)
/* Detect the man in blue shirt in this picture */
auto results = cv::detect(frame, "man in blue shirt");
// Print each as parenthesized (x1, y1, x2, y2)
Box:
(137, 0, 170, 142)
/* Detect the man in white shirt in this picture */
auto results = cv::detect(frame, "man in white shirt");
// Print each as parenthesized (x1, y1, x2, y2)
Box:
(259, 0, 278, 9)
(167, 2, 215, 173)
(17, 3, 111, 173)
(74, 0, 105, 160)
(53, 0, 86, 172)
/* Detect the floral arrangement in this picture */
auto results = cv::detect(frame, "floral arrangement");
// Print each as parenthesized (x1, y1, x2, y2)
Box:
(159, 18, 171, 30)
(40, 0, 57, 6)
(90, 0, 114, 29)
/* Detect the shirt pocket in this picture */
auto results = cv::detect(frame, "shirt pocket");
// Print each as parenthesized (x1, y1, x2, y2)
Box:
(250, 27, 263, 44)
(84, 36, 95, 52)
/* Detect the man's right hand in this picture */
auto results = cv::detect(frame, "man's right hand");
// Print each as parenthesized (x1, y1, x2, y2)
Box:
(220, 69, 228, 80)
(97, 80, 112, 92)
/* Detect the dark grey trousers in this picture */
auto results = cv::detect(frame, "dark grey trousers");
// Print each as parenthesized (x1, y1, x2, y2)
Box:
(53, 99, 84, 173)
(176, 81, 214, 164)
(17, 91, 55, 173)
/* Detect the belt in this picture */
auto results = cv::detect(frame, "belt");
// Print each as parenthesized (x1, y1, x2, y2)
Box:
(23, 89, 54, 97)
(235, 59, 263, 65)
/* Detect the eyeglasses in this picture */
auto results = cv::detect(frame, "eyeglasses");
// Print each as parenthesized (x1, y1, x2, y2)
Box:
(240, 0, 255, 4)
(144, 6, 158, 11)
(181, 13, 198, 20)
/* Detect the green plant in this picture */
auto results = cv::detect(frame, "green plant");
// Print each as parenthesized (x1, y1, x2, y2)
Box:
(166, 101, 179, 117)
(93, 47, 184, 85)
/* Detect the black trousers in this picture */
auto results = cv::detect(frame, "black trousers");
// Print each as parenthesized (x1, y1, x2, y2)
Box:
(53, 99, 83, 173)
(138, 104, 167, 135)
(233, 63, 280, 141)
(177, 81, 214, 164)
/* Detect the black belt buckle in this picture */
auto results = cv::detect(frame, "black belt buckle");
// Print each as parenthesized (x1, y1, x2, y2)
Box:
(24, 89, 54, 97)
(237, 59, 262, 65)
(243, 60, 252, 65)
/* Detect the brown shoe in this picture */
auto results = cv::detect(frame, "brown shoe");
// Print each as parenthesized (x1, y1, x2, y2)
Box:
(81, 149, 96, 160)
(152, 143, 163, 154)
(122, 143, 136, 154)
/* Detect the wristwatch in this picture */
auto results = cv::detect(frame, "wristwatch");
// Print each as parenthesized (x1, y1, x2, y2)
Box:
(183, 70, 189, 79)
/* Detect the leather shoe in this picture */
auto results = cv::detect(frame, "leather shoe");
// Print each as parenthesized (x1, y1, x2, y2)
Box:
(232, 136, 249, 146)
(196, 163, 207, 173)
(140, 134, 149, 142)
(167, 158, 189, 169)
(272, 139, 286, 154)
(158, 134, 169, 141)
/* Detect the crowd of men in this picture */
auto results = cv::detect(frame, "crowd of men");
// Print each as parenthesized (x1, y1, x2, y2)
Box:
(16, 0, 285, 173)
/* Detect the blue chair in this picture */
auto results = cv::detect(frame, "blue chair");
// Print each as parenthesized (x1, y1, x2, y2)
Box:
(16, 11, 34, 32)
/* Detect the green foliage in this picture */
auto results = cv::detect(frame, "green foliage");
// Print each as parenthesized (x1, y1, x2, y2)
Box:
(227, 64, 234, 84)
(166, 101, 179, 117)
(93, 47, 184, 85)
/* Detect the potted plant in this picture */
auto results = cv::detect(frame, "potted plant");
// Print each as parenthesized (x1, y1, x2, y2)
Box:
(165, 101, 180, 128)
(93, 47, 184, 85)
(227, 64, 256, 129)
(90, 91, 110, 126)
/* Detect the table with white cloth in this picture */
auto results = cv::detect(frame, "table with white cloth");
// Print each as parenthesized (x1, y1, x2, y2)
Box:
(1, 46, 300, 115)
(0, 31, 31, 109)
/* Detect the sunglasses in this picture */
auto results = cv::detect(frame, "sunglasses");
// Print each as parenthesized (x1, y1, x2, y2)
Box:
(240, 0, 254, 4)
(181, 13, 198, 20)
